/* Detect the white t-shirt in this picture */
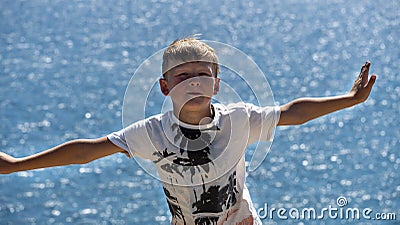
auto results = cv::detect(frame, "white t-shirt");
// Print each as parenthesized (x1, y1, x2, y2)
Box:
(107, 102, 280, 225)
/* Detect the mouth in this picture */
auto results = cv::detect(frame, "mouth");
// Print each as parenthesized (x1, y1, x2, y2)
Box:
(186, 92, 204, 96)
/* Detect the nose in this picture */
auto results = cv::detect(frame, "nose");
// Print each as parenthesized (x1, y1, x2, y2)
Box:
(188, 77, 200, 87)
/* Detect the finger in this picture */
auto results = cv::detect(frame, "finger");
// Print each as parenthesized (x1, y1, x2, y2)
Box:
(360, 61, 370, 86)
(365, 74, 377, 90)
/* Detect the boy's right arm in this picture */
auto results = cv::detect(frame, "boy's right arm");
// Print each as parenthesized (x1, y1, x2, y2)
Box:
(0, 137, 126, 174)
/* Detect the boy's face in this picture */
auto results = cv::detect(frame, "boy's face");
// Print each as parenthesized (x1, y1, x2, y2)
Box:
(159, 61, 220, 111)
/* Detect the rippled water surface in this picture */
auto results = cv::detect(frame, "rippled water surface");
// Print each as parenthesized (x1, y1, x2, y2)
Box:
(1, 0, 399, 224)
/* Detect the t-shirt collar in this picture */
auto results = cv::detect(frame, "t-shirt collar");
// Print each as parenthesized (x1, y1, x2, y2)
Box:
(168, 104, 221, 130)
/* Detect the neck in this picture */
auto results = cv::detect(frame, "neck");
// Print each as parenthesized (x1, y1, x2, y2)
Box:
(173, 104, 214, 125)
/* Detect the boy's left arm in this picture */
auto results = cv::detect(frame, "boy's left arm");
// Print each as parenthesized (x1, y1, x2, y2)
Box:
(278, 61, 377, 126)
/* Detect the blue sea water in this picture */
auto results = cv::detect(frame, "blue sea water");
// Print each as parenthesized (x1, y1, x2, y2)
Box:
(0, 0, 399, 224)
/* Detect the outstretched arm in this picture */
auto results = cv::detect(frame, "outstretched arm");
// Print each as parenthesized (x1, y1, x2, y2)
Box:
(0, 137, 126, 174)
(278, 61, 377, 126)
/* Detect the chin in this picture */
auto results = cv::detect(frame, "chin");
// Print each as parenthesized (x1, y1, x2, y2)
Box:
(182, 96, 211, 109)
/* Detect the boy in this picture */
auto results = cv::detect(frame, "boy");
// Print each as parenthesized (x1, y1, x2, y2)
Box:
(0, 38, 376, 224)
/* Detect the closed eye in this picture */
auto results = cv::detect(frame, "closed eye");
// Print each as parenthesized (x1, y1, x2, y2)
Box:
(199, 72, 212, 76)
(177, 73, 188, 77)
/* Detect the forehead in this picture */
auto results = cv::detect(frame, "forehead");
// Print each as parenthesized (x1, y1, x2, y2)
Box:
(170, 61, 213, 71)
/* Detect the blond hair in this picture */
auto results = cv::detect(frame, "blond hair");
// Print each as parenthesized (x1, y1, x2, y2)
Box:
(162, 37, 220, 77)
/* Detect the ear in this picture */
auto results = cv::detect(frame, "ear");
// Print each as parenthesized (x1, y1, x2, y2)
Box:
(213, 77, 220, 95)
(159, 78, 169, 96)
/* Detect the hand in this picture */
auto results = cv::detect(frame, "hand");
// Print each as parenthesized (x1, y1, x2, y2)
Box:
(349, 61, 377, 103)
(0, 152, 17, 174)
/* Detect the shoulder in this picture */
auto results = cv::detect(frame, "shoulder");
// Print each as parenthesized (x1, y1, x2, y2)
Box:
(214, 102, 280, 120)
(212, 103, 256, 123)
(214, 102, 259, 114)
(124, 113, 165, 132)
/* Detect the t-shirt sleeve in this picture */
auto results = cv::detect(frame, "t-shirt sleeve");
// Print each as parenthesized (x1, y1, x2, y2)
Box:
(246, 103, 281, 143)
(107, 129, 130, 153)
(107, 118, 155, 159)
